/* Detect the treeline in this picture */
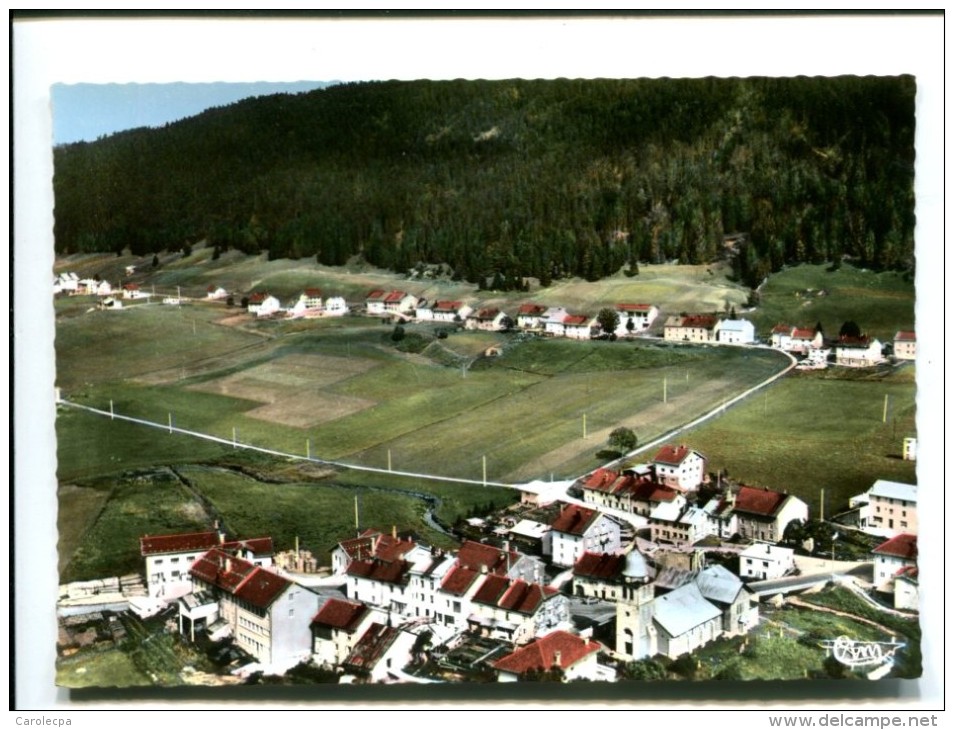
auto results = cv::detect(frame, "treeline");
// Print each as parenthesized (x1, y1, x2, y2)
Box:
(53, 76, 916, 288)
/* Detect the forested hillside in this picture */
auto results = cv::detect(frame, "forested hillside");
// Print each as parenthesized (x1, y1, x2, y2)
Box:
(53, 76, 916, 288)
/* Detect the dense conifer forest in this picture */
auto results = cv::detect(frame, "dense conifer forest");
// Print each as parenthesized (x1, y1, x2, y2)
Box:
(53, 76, 916, 288)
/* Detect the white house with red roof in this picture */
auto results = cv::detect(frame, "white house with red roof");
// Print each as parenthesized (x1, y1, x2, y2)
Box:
(663, 314, 718, 343)
(365, 289, 418, 316)
(418, 300, 472, 323)
(834, 335, 883, 367)
(549, 504, 622, 568)
(563, 314, 595, 340)
(122, 282, 151, 300)
(181, 548, 319, 668)
(247, 292, 281, 316)
(516, 303, 549, 330)
(139, 529, 274, 599)
(455, 540, 546, 584)
(331, 529, 421, 575)
(544, 307, 570, 337)
(652, 444, 707, 491)
(492, 630, 606, 682)
(893, 331, 917, 361)
(287, 288, 323, 317)
(771, 325, 823, 354)
(614, 304, 658, 336)
(871, 533, 917, 596)
(572, 552, 633, 601)
(465, 307, 509, 331)
(468, 575, 569, 645)
(311, 597, 386, 668)
(730, 486, 809, 543)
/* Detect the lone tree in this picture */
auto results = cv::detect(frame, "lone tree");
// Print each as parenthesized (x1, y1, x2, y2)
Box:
(608, 426, 638, 454)
(597, 307, 620, 336)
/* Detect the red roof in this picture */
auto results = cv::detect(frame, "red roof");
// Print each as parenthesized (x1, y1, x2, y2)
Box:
(628, 480, 680, 503)
(384, 291, 407, 303)
(311, 598, 369, 633)
(123, 283, 139, 291)
(344, 623, 402, 672)
(303, 288, 322, 297)
(894, 331, 916, 342)
(248, 292, 267, 303)
(550, 504, 599, 536)
(837, 335, 872, 348)
(676, 315, 717, 329)
(653, 444, 700, 467)
(792, 328, 817, 340)
(336, 531, 417, 563)
(346, 558, 411, 585)
(456, 540, 521, 576)
(582, 468, 619, 493)
(573, 552, 626, 580)
(140, 531, 219, 556)
(733, 486, 789, 517)
(471, 574, 511, 606)
(492, 631, 601, 675)
(617, 303, 654, 312)
(772, 324, 792, 334)
(434, 300, 462, 311)
(872, 533, 917, 561)
(366, 289, 386, 300)
(472, 576, 556, 615)
(190, 549, 290, 609)
(564, 315, 591, 327)
(473, 308, 500, 320)
(441, 565, 481, 596)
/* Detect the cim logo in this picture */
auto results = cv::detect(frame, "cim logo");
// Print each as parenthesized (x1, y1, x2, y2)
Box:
(822, 635, 906, 668)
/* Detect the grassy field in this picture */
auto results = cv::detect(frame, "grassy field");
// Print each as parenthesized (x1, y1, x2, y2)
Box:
(56, 647, 151, 689)
(668, 364, 917, 515)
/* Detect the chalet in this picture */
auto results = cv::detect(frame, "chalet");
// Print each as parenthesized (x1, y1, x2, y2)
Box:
(140, 530, 273, 600)
(614, 304, 658, 336)
(714, 318, 756, 345)
(516, 303, 549, 330)
(341, 622, 417, 683)
(731, 486, 809, 543)
(563, 314, 595, 340)
(663, 315, 718, 343)
(365, 290, 418, 316)
(738, 543, 795, 580)
(893, 331, 917, 361)
(431, 300, 472, 323)
(550, 504, 622, 568)
(871, 533, 917, 595)
(468, 575, 569, 645)
(834, 335, 883, 367)
(311, 597, 385, 668)
(181, 549, 319, 667)
(492, 630, 605, 682)
(247, 292, 281, 316)
(465, 307, 509, 331)
(851, 479, 917, 537)
(572, 551, 631, 601)
(652, 444, 707, 491)
(206, 285, 228, 300)
(455, 540, 546, 584)
(122, 283, 150, 300)
(544, 308, 570, 337)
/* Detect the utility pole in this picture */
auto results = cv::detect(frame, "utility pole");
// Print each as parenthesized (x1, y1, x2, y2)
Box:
(583, 414, 587, 439)
(232, 426, 237, 448)
(388, 449, 392, 472)
(306, 438, 311, 459)
(109, 399, 114, 420)
(483, 455, 487, 486)
(168, 412, 173, 434)
(883, 394, 889, 423)
(819, 487, 824, 522)
(663, 376, 667, 404)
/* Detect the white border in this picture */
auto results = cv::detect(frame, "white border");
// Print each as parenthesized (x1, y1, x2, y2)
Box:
(11, 13, 945, 715)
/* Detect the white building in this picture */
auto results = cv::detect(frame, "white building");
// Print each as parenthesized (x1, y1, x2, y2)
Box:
(652, 444, 707, 491)
(715, 318, 756, 344)
(738, 543, 795, 580)
(550, 504, 622, 568)
(850, 480, 917, 537)
(614, 304, 658, 336)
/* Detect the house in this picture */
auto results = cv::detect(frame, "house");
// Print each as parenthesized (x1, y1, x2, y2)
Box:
(693, 564, 759, 636)
(731, 486, 809, 543)
(341, 622, 417, 683)
(652, 444, 707, 491)
(455, 540, 546, 584)
(772, 325, 824, 354)
(516, 303, 549, 330)
(563, 314, 595, 340)
(543, 307, 570, 337)
(181, 549, 319, 668)
(323, 296, 349, 316)
(79, 278, 112, 296)
(54, 272, 80, 294)
(139, 529, 274, 600)
(579, 468, 682, 516)
(431, 300, 472, 323)
(365, 290, 417, 316)
(834, 335, 883, 367)
(331, 529, 421, 575)
(614, 304, 658, 336)
(247, 292, 281, 316)
(311, 597, 385, 669)
(663, 315, 718, 343)
(549, 504, 622, 568)
(206, 285, 229, 300)
(700, 496, 739, 540)
(649, 500, 709, 546)
(893, 567, 919, 611)
(738, 543, 795, 580)
(507, 519, 552, 557)
(893, 331, 917, 361)
(468, 575, 569, 645)
(492, 630, 605, 682)
(572, 551, 631, 602)
(851, 480, 917, 537)
(122, 283, 150, 300)
(714, 318, 756, 345)
(288, 288, 323, 317)
(465, 308, 509, 332)
(345, 557, 413, 612)
(871, 533, 917, 596)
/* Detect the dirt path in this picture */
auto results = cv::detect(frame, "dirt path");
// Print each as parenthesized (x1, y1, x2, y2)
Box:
(786, 596, 913, 636)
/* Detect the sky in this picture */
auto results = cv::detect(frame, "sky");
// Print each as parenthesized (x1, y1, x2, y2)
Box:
(51, 80, 334, 145)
